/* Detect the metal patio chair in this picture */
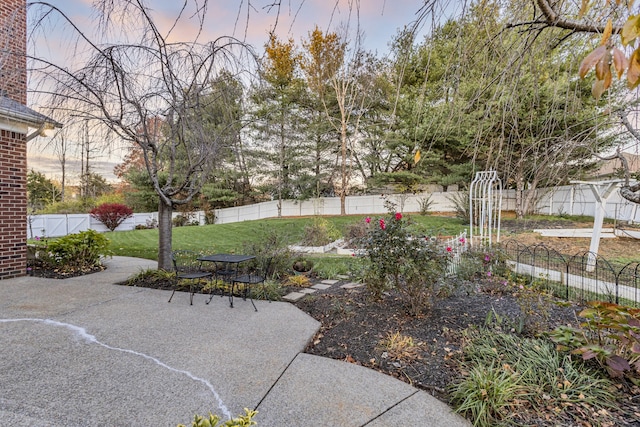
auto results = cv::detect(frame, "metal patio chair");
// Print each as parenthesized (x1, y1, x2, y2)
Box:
(230, 257, 272, 311)
(168, 250, 213, 305)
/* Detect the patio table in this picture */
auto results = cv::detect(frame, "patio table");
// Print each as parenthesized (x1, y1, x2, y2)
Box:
(198, 254, 256, 306)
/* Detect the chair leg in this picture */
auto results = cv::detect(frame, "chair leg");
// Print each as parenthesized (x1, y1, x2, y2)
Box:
(168, 289, 176, 303)
(229, 281, 235, 308)
(248, 284, 257, 312)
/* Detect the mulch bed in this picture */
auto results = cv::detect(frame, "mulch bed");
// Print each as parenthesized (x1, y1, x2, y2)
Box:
(292, 279, 640, 426)
(27, 261, 105, 279)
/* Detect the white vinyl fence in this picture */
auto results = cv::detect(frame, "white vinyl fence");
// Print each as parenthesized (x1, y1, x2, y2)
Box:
(534, 184, 640, 224)
(27, 190, 469, 238)
(26, 183, 640, 239)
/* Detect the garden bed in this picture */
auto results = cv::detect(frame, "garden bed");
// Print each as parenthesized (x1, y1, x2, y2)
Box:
(292, 281, 640, 426)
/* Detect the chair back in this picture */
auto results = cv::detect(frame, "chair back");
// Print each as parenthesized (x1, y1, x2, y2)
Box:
(239, 256, 273, 278)
(171, 250, 202, 274)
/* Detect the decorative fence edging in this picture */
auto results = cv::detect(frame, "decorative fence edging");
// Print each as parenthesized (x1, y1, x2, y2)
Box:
(501, 240, 640, 307)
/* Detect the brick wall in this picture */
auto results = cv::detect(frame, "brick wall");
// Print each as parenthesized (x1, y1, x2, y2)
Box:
(0, 0, 27, 278)
(0, 129, 26, 278)
(0, 0, 26, 104)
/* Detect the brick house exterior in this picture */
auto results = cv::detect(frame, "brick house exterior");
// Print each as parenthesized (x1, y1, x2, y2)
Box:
(0, 0, 60, 279)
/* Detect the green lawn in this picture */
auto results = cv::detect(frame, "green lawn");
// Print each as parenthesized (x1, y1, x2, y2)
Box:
(106, 214, 467, 261)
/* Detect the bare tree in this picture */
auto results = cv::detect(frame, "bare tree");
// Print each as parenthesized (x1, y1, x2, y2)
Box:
(301, 25, 377, 215)
(28, 1, 258, 269)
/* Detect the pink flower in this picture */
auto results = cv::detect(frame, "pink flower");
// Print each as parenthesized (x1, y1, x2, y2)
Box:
(519, 285, 524, 290)
(35, 236, 40, 241)
(484, 254, 491, 262)
(459, 237, 466, 244)
(446, 246, 452, 252)
(365, 217, 371, 224)
(379, 218, 386, 230)
(487, 271, 492, 277)
(395, 212, 402, 221)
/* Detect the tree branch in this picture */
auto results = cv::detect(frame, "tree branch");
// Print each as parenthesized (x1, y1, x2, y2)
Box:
(534, 0, 622, 34)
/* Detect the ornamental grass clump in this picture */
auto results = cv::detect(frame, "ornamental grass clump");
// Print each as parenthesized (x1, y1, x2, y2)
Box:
(359, 206, 450, 315)
(451, 328, 616, 426)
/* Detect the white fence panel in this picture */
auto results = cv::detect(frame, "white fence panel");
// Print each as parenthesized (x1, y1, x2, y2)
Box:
(536, 184, 640, 223)
(30, 185, 640, 239)
(67, 214, 91, 234)
(41, 215, 68, 238)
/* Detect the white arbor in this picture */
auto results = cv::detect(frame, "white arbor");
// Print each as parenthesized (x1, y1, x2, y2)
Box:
(469, 170, 502, 247)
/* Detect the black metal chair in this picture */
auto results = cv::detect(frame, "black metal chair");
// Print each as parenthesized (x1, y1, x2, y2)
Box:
(169, 250, 212, 305)
(230, 258, 271, 311)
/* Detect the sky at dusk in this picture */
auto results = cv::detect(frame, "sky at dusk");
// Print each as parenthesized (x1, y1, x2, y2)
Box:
(25, 0, 464, 183)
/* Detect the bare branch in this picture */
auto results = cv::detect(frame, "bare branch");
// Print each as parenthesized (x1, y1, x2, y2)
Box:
(534, 0, 622, 34)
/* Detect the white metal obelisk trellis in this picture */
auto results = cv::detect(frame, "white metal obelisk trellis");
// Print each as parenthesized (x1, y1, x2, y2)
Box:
(570, 180, 623, 271)
(469, 170, 502, 247)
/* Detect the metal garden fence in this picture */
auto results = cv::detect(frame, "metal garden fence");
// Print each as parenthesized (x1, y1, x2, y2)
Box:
(501, 239, 640, 307)
(444, 230, 468, 276)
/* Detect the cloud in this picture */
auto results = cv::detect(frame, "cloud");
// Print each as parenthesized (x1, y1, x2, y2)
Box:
(27, 154, 119, 184)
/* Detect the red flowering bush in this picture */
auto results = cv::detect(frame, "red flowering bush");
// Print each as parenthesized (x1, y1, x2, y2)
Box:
(90, 203, 133, 231)
(358, 206, 450, 315)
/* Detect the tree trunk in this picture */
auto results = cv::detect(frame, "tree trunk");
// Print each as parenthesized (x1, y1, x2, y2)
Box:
(515, 169, 525, 220)
(158, 198, 173, 271)
(340, 121, 347, 215)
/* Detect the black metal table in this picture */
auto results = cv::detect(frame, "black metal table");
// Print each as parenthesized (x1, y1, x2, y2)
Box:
(198, 254, 256, 306)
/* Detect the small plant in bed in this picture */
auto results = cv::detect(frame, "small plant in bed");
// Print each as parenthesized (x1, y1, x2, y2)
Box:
(292, 257, 314, 274)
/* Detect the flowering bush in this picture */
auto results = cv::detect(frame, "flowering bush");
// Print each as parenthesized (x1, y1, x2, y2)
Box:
(90, 203, 133, 231)
(358, 208, 450, 315)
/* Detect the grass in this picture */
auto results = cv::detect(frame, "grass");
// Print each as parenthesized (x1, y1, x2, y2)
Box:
(106, 214, 467, 261)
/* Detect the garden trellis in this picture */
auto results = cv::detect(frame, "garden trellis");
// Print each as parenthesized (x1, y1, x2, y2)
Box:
(469, 170, 502, 247)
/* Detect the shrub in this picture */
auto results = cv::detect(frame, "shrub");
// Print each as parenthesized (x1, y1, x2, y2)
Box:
(40, 230, 111, 273)
(178, 408, 257, 427)
(418, 195, 433, 215)
(455, 248, 509, 285)
(359, 206, 450, 315)
(90, 203, 133, 231)
(344, 220, 369, 246)
(301, 217, 341, 246)
(250, 279, 283, 301)
(241, 226, 293, 279)
(122, 268, 176, 289)
(446, 191, 470, 222)
(549, 301, 640, 379)
(173, 213, 199, 227)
